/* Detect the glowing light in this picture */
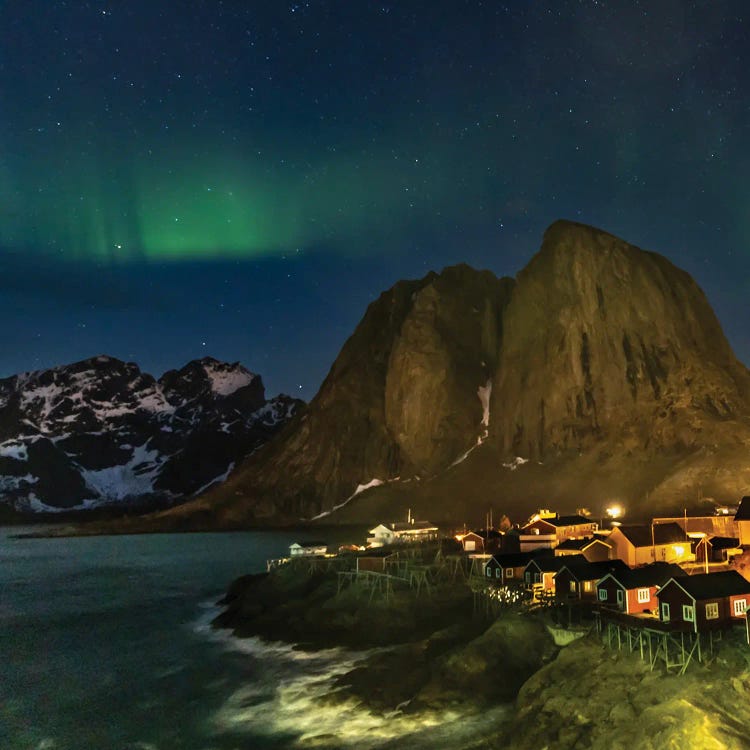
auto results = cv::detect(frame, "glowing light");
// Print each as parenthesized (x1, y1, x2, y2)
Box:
(605, 504, 624, 520)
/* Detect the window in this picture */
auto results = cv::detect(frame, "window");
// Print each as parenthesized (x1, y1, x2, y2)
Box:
(486, 567, 492, 578)
(616, 589, 624, 605)
(569, 581, 577, 593)
(598, 589, 608, 601)
(734, 599, 747, 616)
(465, 540, 475, 551)
(495, 568, 501, 578)
(682, 605, 694, 622)
(583, 581, 592, 592)
(525, 572, 531, 584)
(534, 573, 541, 584)
(705, 603, 719, 620)
(661, 602, 670, 622)
(637, 588, 650, 603)
(506, 568, 514, 578)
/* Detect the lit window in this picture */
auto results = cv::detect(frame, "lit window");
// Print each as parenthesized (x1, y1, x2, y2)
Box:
(598, 589, 608, 601)
(734, 599, 747, 616)
(506, 568, 514, 578)
(637, 588, 650, 603)
(584, 581, 592, 592)
(705, 603, 719, 620)
(570, 581, 576, 593)
(683, 605, 694, 622)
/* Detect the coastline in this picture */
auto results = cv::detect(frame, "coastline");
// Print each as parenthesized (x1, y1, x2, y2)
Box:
(213, 554, 750, 749)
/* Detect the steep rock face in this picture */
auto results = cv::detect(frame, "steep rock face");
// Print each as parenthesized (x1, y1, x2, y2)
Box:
(162, 220, 750, 526)
(490, 221, 750, 460)
(197, 266, 513, 521)
(0, 355, 301, 514)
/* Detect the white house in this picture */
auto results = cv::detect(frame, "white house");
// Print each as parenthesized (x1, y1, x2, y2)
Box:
(367, 520, 438, 547)
(289, 541, 328, 557)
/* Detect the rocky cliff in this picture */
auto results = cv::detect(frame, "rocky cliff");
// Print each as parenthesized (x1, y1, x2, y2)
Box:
(0, 356, 301, 515)
(160, 220, 750, 527)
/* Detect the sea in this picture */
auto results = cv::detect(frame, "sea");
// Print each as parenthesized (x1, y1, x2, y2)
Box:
(0, 526, 508, 750)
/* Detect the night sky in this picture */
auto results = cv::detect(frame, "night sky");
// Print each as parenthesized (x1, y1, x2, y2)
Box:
(1, 1, 749, 398)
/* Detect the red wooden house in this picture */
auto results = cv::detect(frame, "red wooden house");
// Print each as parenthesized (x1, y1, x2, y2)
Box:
(657, 571, 750, 632)
(485, 551, 550, 586)
(596, 562, 685, 615)
(554, 559, 629, 602)
(524, 554, 585, 593)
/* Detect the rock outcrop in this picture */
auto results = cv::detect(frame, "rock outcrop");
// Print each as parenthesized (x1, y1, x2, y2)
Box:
(0, 356, 301, 515)
(159, 220, 750, 527)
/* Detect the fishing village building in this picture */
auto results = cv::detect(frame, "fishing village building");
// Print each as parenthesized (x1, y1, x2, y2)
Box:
(606, 523, 691, 566)
(596, 562, 685, 615)
(519, 511, 598, 552)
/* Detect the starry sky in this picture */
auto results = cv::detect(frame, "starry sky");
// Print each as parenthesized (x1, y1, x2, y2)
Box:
(1, 1, 749, 397)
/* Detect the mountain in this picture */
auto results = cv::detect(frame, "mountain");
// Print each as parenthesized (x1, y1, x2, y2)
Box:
(142, 220, 750, 528)
(0, 355, 302, 516)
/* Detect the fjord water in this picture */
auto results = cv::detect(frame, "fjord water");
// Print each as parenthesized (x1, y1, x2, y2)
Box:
(0, 527, 507, 750)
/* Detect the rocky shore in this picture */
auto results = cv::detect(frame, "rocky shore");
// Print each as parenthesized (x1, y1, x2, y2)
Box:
(214, 561, 750, 749)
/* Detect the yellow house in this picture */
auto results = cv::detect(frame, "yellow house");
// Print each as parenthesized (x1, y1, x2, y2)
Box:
(607, 523, 691, 567)
(734, 497, 750, 546)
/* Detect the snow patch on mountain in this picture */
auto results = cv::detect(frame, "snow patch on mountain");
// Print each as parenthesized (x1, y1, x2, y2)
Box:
(80, 443, 164, 501)
(203, 361, 257, 396)
(0, 441, 29, 461)
(478, 379, 492, 428)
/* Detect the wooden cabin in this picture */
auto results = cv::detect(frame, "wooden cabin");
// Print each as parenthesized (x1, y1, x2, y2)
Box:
(554, 559, 629, 602)
(734, 497, 750, 546)
(606, 523, 690, 566)
(596, 562, 685, 615)
(289, 541, 328, 557)
(485, 551, 549, 586)
(657, 571, 750, 632)
(554, 537, 612, 562)
(456, 531, 486, 553)
(524, 553, 585, 593)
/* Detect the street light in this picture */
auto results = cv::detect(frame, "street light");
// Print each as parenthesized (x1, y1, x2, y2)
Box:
(606, 504, 624, 521)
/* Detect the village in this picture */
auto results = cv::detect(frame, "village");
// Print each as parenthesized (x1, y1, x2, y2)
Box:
(276, 497, 750, 674)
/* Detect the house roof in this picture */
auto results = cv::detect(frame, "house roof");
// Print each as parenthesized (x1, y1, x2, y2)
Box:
(556, 537, 610, 551)
(490, 550, 552, 568)
(601, 562, 686, 589)
(734, 497, 750, 521)
(291, 540, 327, 548)
(707, 536, 741, 550)
(615, 522, 687, 548)
(662, 571, 750, 600)
(556, 558, 629, 582)
(527, 554, 585, 572)
(548, 515, 594, 528)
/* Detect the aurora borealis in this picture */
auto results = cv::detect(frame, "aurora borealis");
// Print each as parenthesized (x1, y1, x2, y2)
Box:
(2, 1, 750, 395)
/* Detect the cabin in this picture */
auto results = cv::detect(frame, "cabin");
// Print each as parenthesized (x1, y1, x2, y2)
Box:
(606, 523, 691, 566)
(653, 514, 738, 539)
(456, 531, 486, 553)
(367, 520, 439, 547)
(356, 549, 393, 572)
(554, 537, 612, 562)
(734, 497, 750, 546)
(289, 541, 328, 557)
(657, 571, 750, 632)
(554, 559, 629, 602)
(695, 536, 742, 564)
(485, 551, 548, 586)
(524, 553, 585, 593)
(519, 512, 598, 552)
(596, 562, 685, 615)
